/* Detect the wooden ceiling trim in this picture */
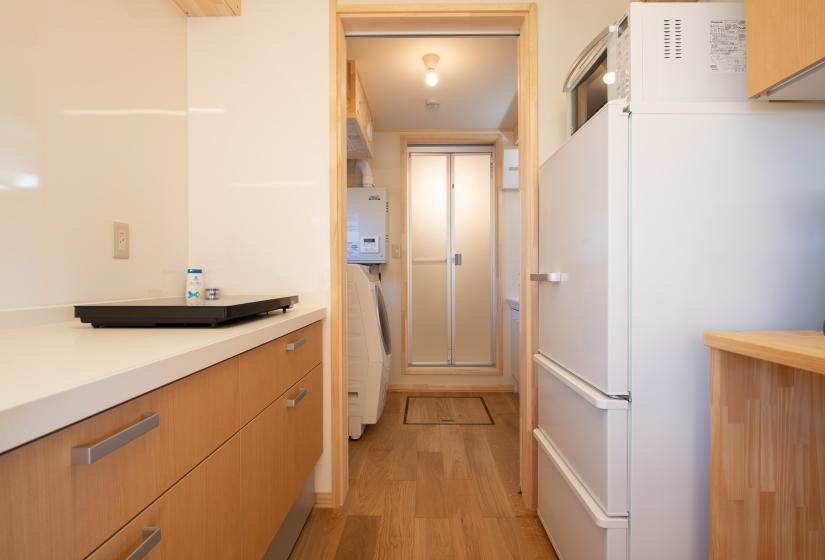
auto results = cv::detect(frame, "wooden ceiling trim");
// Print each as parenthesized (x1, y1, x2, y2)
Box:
(173, 0, 241, 17)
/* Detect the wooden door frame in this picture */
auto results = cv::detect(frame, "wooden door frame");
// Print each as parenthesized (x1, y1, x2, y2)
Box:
(329, 1, 539, 509)
(400, 133, 504, 377)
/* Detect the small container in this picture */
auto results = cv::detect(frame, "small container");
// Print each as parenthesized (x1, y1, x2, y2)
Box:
(185, 268, 205, 303)
(205, 288, 221, 301)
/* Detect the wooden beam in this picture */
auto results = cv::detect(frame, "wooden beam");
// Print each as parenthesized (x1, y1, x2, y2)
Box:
(329, 1, 350, 508)
(518, 2, 539, 511)
(172, 0, 240, 17)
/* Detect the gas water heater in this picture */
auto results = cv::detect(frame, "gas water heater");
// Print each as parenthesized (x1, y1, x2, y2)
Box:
(347, 187, 388, 264)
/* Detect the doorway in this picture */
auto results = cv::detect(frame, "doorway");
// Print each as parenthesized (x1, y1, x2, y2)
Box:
(329, 3, 539, 511)
(407, 146, 497, 369)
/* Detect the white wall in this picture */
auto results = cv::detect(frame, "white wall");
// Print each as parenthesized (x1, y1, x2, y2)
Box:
(186, 0, 331, 489)
(501, 187, 521, 385)
(0, 0, 189, 310)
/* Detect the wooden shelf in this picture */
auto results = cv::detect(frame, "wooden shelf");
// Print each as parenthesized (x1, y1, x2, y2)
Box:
(347, 60, 374, 160)
(173, 0, 241, 17)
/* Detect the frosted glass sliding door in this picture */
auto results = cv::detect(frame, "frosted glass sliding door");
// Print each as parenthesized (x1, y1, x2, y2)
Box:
(408, 147, 495, 368)
(409, 153, 451, 364)
(453, 153, 494, 364)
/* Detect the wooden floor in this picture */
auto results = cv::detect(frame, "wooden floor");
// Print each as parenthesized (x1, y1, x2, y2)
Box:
(290, 392, 557, 560)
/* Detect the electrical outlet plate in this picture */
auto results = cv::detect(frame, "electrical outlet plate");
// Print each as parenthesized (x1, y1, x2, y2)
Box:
(113, 221, 130, 259)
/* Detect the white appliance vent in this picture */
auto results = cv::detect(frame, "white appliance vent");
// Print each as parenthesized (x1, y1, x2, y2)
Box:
(663, 18, 684, 60)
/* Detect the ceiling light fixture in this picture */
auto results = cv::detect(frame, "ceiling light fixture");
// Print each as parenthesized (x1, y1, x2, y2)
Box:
(422, 53, 440, 87)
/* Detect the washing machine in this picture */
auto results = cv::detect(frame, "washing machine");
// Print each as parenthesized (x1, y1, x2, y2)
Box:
(347, 264, 391, 439)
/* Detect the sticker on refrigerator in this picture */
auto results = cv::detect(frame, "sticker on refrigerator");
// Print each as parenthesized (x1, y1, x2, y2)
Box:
(709, 20, 746, 73)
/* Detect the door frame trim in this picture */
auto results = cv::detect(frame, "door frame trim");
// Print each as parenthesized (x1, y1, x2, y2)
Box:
(329, 1, 539, 509)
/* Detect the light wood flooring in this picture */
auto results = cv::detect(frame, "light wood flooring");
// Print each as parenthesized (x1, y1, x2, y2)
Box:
(290, 392, 557, 560)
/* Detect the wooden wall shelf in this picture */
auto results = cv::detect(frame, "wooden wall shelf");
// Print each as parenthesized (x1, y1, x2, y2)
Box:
(347, 61, 375, 160)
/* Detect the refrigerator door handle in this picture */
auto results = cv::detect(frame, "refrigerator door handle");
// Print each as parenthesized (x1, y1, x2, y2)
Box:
(534, 354, 628, 409)
(530, 272, 567, 283)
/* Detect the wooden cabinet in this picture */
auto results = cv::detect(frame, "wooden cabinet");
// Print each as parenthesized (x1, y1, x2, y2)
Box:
(87, 435, 241, 560)
(0, 320, 323, 560)
(239, 321, 322, 425)
(705, 331, 825, 559)
(241, 364, 323, 560)
(746, 0, 825, 98)
(347, 60, 374, 159)
(0, 357, 239, 560)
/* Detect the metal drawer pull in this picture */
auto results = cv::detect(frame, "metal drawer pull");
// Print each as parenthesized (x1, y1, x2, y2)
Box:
(71, 412, 160, 465)
(126, 527, 161, 560)
(287, 388, 308, 408)
(286, 337, 306, 351)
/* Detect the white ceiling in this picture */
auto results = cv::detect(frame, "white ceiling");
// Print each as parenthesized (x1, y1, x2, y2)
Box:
(346, 36, 518, 131)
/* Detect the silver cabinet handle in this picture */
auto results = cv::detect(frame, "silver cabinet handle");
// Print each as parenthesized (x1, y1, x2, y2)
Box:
(126, 527, 161, 560)
(286, 337, 306, 351)
(530, 273, 567, 283)
(287, 388, 308, 408)
(71, 412, 159, 465)
(454, 253, 463, 266)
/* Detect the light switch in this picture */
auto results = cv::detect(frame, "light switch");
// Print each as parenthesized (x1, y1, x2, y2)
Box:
(392, 244, 401, 259)
(113, 222, 130, 259)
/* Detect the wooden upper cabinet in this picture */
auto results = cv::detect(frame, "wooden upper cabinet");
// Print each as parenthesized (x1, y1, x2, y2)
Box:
(173, 0, 241, 17)
(746, 0, 825, 98)
(347, 61, 375, 160)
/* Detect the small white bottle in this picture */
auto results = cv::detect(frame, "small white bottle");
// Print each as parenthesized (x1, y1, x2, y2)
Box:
(185, 268, 205, 304)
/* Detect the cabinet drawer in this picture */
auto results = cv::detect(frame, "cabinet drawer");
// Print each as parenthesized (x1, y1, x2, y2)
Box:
(239, 321, 322, 424)
(87, 434, 241, 560)
(240, 364, 323, 560)
(0, 358, 239, 560)
(535, 429, 628, 560)
(536, 354, 628, 515)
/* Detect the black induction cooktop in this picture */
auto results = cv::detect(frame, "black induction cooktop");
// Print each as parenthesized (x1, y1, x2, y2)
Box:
(75, 295, 298, 328)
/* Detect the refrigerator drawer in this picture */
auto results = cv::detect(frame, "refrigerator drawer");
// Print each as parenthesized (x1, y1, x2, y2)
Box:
(535, 429, 628, 560)
(536, 354, 629, 515)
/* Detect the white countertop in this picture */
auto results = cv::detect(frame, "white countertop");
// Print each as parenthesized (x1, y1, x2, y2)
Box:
(0, 304, 326, 454)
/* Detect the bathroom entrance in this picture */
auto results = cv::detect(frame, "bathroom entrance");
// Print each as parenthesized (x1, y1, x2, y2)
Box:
(407, 145, 497, 369)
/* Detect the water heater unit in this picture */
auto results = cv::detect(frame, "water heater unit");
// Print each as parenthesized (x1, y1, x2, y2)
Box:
(347, 187, 388, 264)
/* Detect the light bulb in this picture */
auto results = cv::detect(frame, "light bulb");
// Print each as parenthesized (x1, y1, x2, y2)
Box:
(602, 71, 617, 85)
(425, 70, 439, 87)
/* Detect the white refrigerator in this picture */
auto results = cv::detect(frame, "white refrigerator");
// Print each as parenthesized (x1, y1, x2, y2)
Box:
(533, 99, 825, 560)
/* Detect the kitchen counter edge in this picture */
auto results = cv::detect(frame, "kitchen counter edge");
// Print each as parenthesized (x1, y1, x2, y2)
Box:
(0, 305, 326, 455)
(704, 330, 825, 376)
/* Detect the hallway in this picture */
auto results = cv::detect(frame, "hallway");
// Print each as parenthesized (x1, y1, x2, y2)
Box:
(290, 392, 557, 560)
